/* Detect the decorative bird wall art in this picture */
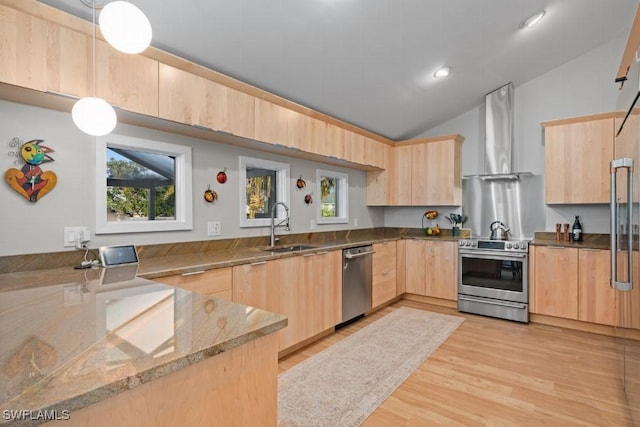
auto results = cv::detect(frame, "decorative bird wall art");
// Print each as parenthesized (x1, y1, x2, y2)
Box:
(4, 137, 57, 202)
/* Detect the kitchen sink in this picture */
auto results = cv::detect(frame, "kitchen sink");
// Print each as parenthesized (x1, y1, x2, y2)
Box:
(264, 244, 317, 253)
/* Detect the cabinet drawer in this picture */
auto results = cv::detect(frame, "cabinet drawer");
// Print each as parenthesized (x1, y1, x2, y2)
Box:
(156, 267, 232, 298)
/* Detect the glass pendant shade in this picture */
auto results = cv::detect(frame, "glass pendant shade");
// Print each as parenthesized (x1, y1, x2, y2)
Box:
(72, 97, 117, 136)
(99, 1, 152, 54)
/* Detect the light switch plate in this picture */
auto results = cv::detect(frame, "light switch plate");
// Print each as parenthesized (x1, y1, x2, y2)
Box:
(207, 221, 221, 236)
(64, 227, 90, 247)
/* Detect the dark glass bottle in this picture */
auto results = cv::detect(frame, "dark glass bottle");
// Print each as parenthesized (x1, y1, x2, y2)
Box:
(572, 216, 582, 242)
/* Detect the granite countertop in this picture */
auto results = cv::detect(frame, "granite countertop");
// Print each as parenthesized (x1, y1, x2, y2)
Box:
(136, 234, 464, 280)
(530, 232, 612, 250)
(0, 272, 286, 426)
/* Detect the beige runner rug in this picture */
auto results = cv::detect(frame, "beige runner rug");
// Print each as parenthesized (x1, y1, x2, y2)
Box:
(278, 307, 464, 427)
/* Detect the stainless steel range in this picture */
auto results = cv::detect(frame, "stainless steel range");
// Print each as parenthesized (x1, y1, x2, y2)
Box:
(458, 238, 529, 323)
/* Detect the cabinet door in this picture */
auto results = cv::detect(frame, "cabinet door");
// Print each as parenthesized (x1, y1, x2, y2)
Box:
(363, 137, 386, 169)
(544, 118, 614, 204)
(366, 144, 390, 206)
(155, 268, 232, 301)
(372, 241, 397, 307)
(405, 239, 426, 295)
(615, 112, 640, 203)
(158, 64, 223, 127)
(578, 249, 616, 326)
(96, 40, 159, 117)
(323, 123, 346, 159)
(342, 130, 366, 165)
(286, 111, 326, 153)
(424, 240, 457, 300)
(254, 98, 290, 145)
(272, 257, 304, 350)
(531, 246, 578, 319)
(0, 5, 47, 91)
(46, 26, 91, 98)
(232, 261, 277, 311)
(309, 251, 342, 333)
(388, 145, 413, 205)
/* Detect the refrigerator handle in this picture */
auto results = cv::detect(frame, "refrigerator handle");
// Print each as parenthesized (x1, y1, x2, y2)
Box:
(610, 158, 634, 291)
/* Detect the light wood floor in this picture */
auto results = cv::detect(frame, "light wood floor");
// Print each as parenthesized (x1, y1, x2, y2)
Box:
(278, 300, 633, 426)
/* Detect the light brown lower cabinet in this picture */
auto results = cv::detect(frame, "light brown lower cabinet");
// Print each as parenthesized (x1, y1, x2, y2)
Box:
(232, 260, 278, 312)
(578, 248, 616, 326)
(232, 251, 341, 352)
(405, 239, 457, 300)
(372, 241, 397, 308)
(530, 246, 579, 319)
(531, 246, 618, 326)
(154, 267, 233, 301)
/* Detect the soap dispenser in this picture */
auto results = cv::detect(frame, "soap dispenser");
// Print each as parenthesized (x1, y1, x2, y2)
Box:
(572, 216, 582, 242)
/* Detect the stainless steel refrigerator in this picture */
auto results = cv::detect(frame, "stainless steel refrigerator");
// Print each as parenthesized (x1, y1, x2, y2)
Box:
(612, 46, 640, 425)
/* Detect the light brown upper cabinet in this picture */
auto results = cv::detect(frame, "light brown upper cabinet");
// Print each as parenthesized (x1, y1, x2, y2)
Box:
(46, 25, 91, 98)
(542, 114, 615, 204)
(367, 135, 464, 206)
(159, 64, 254, 138)
(0, 5, 47, 92)
(614, 111, 639, 203)
(95, 40, 159, 117)
(366, 144, 390, 205)
(282, 106, 326, 153)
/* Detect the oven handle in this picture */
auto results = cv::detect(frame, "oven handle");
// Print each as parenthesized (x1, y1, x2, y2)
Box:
(459, 251, 527, 260)
(458, 294, 527, 310)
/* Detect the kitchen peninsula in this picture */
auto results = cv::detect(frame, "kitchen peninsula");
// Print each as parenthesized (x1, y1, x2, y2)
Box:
(0, 268, 286, 426)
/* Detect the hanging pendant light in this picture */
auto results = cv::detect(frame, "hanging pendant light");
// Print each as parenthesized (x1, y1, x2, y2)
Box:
(73, 0, 117, 136)
(72, 97, 117, 136)
(99, 1, 152, 54)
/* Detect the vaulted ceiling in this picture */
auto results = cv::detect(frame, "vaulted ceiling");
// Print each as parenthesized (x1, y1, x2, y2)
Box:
(38, 0, 637, 140)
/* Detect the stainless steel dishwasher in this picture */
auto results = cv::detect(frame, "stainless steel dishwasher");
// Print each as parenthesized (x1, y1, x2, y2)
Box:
(341, 245, 374, 324)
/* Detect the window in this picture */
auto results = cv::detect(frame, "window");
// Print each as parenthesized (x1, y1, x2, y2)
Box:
(96, 134, 193, 234)
(239, 156, 290, 227)
(316, 169, 348, 224)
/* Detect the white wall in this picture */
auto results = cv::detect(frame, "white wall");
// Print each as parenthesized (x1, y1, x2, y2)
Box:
(0, 100, 384, 256)
(384, 37, 626, 234)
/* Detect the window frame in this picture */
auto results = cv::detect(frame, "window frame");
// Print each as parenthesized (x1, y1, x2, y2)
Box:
(316, 168, 349, 225)
(239, 156, 290, 228)
(95, 134, 193, 234)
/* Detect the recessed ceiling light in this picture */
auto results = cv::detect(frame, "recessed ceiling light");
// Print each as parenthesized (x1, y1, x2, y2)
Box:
(434, 67, 451, 79)
(520, 10, 545, 29)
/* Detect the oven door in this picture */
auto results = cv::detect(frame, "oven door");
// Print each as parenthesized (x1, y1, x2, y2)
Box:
(458, 250, 528, 303)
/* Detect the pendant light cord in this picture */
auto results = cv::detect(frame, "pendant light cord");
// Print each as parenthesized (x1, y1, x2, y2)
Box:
(92, 0, 96, 97)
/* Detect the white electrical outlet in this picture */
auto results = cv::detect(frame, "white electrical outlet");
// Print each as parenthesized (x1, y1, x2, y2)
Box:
(310, 219, 316, 230)
(207, 221, 221, 236)
(354, 218, 359, 227)
(64, 227, 90, 247)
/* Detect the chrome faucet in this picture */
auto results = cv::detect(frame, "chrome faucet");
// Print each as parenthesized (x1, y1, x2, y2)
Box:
(270, 201, 290, 247)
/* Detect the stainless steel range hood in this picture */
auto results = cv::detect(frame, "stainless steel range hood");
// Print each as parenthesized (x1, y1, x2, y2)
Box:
(464, 82, 533, 180)
(462, 82, 543, 239)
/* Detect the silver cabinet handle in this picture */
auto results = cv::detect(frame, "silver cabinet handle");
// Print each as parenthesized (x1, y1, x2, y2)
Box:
(181, 270, 205, 277)
(610, 157, 633, 291)
(302, 253, 316, 257)
(250, 261, 267, 266)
